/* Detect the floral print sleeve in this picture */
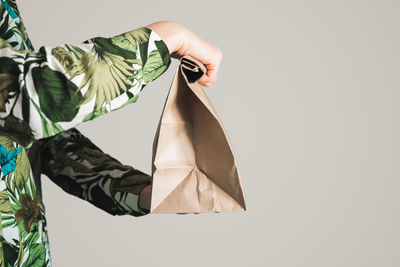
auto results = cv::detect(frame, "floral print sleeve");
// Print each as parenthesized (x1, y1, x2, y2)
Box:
(29, 128, 152, 216)
(0, 10, 171, 147)
(0, 0, 171, 266)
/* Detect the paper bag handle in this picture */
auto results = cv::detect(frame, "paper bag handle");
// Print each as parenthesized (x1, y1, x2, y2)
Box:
(179, 55, 208, 84)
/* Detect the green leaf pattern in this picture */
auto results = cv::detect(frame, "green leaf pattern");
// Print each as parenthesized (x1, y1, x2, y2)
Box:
(0, 15, 170, 147)
(0, 0, 172, 266)
(0, 137, 51, 267)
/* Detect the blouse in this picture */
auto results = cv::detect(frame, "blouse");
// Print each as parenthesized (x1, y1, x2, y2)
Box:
(0, 0, 172, 266)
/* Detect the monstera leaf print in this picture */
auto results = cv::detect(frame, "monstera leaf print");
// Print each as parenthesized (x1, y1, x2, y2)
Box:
(21, 242, 45, 267)
(123, 27, 150, 51)
(0, 73, 16, 111)
(12, 145, 30, 192)
(142, 48, 169, 83)
(52, 38, 142, 111)
(31, 65, 83, 122)
(1, 235, 19, 266)
(75, 49, 139, 110)
(111, 36, 136, 53)
(108, 27, 150, 57)
(0, 1, 174, 265)
(0, 5, 15, 41)
(0, 189, 12, 213)
(0, 57, 21, 112)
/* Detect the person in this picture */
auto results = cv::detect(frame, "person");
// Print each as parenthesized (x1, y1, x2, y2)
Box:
(0, 0, 222, 266)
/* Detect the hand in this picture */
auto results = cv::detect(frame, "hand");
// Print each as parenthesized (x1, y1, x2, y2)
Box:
(146, 21, 223, 88)
(138, 184, 152, 211)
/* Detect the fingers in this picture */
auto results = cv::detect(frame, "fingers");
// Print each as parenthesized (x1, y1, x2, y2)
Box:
(197, 48, 223, 87)
(150, 22, 224, 88)
(198, 65, 218, 87)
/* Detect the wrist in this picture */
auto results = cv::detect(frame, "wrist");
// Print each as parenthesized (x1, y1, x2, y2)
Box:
(146, 21, 187, 58)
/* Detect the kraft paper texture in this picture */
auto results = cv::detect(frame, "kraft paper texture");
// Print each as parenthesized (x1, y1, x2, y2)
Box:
(150, 55, 246, 213)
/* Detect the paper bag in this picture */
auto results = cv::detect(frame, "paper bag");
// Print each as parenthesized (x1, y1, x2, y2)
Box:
(150, 55, 246, 213)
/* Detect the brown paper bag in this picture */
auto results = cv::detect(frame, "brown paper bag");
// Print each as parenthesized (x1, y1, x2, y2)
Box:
(150, 55, 246, 213)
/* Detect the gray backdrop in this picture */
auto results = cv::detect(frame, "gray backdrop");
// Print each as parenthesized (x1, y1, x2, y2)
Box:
(18, 0, 400, 266)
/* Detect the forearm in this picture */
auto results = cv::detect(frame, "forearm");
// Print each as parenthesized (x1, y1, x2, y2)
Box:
(36, 127, 152, 216)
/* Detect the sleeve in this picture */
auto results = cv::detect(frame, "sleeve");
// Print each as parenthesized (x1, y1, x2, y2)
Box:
(31, 127, 152, 217)
(0, 26, 171, 142)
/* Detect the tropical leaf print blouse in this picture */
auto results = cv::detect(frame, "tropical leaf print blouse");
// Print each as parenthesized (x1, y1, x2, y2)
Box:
(0, 0, 172, 266)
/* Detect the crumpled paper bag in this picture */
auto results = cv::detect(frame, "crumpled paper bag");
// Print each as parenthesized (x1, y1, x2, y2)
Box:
(150, 55, 246, 213)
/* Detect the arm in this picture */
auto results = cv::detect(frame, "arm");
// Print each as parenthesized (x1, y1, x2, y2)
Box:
(30, 127, 152, 216)
(0, 2, 222, 149)
(0, 2, 154, 217)
(0, 25, 171, 146)
(1, 2, 221, 215)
